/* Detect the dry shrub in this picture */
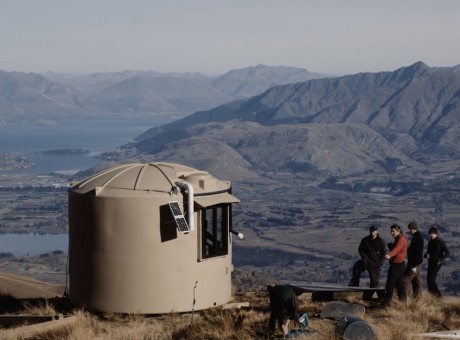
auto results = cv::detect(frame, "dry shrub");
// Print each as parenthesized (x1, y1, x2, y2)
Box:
(40, 310, 166, 340)
(22, 300, 57, 316)
(442, 297, 460, 329)
(362, 293, 460, 340)
(150, 312, 196, 339)
(50, 311, 98, 340)
(171, 308, 259, 339)
(289, 292, 460, 340)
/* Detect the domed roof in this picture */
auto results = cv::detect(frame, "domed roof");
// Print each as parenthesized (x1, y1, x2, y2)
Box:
(70, 162, 236, 199)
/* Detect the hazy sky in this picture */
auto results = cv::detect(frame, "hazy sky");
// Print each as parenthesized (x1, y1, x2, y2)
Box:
(1, 0, 459, 76)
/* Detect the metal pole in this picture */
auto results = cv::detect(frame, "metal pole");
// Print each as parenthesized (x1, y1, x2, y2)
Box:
(192, 280, 198, 322)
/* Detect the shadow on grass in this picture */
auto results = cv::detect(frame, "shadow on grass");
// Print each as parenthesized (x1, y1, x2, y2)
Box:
(0, 293, 73, 314)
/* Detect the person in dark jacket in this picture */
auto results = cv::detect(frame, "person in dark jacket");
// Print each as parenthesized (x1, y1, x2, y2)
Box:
(402, 221, 424, 299)
(425, 226, 450, 298)
(348, 226, 386, 300)
(267, 285, 301, 337)
(383, 224, 408, 307)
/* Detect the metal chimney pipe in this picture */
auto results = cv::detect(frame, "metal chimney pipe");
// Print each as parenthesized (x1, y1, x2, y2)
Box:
(175, 180, 194, 231)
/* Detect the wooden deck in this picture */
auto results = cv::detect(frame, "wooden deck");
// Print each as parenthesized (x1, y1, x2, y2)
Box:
(281, 281, 385, 301)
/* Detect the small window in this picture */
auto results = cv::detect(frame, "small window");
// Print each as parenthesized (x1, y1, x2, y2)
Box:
(201, 204, 229, 259)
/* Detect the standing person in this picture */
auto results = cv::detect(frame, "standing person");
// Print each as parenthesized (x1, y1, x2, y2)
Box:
(403, 221, 424, 299)
(267, 285, 301, 338)
(425, 226, 450, 298)
(383, 224, 408, 307)
(348, 226, 386, 300)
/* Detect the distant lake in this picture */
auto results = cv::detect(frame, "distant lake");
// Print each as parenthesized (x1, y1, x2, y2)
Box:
(0, 117, 172, 256)
(0, 117, 167, 175)
(0, 233, 68, 256)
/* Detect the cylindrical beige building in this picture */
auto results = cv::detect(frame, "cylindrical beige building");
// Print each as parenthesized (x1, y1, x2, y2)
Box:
(68, 162, 239, 314)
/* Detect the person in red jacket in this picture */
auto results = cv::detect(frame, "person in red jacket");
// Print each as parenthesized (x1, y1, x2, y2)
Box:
(382, 224, 408, 307)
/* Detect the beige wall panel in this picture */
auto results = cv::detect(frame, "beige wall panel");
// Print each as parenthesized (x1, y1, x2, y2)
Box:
(69, 185, 234, 313)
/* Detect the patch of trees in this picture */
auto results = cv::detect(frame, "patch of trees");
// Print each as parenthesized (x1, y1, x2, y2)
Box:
(0, 252, 14, 258)
(374, 157, 403, 173)
(320, 178, 423, 196)
(282, 160, 315, 173)
(0, 186, 67, 193)
(233, 245, 323, 267)
(265, 216, 295, 227)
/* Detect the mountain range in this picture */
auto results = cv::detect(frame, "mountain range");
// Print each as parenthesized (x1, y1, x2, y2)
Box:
(100, 62, 460, 181)
(3, 61, 460, 290)
(0, 65, 326, 126)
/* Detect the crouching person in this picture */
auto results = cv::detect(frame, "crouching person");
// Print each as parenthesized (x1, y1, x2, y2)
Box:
(267, 285, 301, 338)
(348, 225, 386, 300)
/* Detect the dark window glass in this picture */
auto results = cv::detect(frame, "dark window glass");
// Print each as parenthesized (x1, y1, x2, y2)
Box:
(201, 204, 229, 259)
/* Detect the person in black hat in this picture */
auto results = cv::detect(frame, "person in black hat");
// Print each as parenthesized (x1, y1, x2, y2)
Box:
(348, 226, 386, 299)
(425, 226, 450, 297)
(402, 221, 424, 299)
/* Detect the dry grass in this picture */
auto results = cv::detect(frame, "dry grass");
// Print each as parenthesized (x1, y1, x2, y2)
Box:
(367, 294, 460, 340)
(21, 300, 57, 316)
(1, 292, 460, 339)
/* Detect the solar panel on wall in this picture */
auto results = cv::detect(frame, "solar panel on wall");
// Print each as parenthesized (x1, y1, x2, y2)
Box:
(168, 201, 190, 233)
